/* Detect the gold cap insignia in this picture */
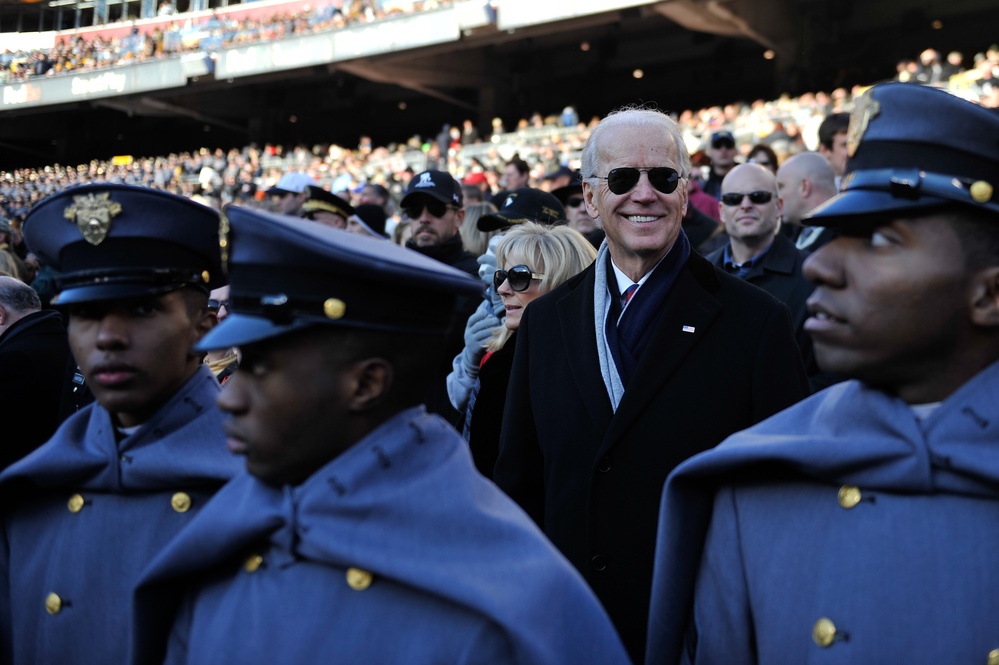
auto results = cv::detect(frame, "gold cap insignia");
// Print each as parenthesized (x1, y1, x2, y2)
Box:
(847, 89, 880, 158)
(63, 192, 122, 246)
(324, 298, 346, 320)
(970, 180, 993, 204)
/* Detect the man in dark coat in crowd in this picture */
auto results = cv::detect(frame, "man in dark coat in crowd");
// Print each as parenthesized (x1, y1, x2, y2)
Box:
(494, 107, 809, 662)
(0, 276, 75, 469)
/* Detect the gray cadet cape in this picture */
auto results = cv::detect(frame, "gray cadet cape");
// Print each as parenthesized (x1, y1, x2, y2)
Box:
(132, 407, 631, 665)
(646, 361, 999, 664)
(0, 366, 239, 664)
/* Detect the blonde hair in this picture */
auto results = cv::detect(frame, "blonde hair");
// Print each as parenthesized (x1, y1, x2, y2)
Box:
(459, 201, 499, 257)
(488, 222, 597, 352)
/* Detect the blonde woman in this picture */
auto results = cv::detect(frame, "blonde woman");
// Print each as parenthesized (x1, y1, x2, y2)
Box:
(467, 222, 596, 477)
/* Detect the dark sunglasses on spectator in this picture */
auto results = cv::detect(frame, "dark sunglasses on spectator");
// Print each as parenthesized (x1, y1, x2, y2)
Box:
(721, 191, 774, 206)
(403, 199, 454, 219)
(592, 167, 681, 196)
(207, 298, 230, 312)
(712, 139, 736, 150)
(566, 196, 585, 208)
(494, 265, 545, 292)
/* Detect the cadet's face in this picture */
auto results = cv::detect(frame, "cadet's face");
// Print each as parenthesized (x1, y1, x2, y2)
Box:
(308, 211, 347, 229)
(68, 290, 207, 428)
(803, 214, 970, 401)
(217, 329, 356, 486)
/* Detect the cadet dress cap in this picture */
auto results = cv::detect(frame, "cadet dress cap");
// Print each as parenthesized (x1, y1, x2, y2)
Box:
(806, 82, 999, 226)
(267, 172, 315, 196)
(301, 186, 354, 220)
(350, 204, 389, 238)
(23, 183, 224, 306)
(400, 170, 463, 208)
(478, 188, 566, 232)
(196, 205, 482, 350)
(551, 170, 584, 205)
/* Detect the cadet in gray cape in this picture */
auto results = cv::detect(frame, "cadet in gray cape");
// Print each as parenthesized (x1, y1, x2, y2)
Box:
(646, 82, 999, 665)
(0, 184, 240, 664)
(130, 205, 631, 665)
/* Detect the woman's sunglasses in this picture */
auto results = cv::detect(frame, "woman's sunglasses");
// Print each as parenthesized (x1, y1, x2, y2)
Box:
(494, 265, 545, 292)
(591, 167, 681, 195)
(720, 191, 774, 206)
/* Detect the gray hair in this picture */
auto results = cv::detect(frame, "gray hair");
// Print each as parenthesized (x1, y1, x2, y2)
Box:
(581, 106, 693, 182)
(0, 276, 41, 314)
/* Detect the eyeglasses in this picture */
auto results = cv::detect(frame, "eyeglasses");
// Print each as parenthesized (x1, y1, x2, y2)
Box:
(720, 191, 774, 206)
(207, 298, 230, 312)
(712, 140, 736, 150)
(566, 196, 585, 208)
(591, 167, 681, 195)
(494, 265, 545, 292)
(403, 199, 456, 219)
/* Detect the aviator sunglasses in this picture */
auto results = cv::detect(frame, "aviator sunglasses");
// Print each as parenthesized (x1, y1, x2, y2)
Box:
(494, 265, 545, 292)
(403, 198, 455, 219)
(591, 167, 681, 195)
(720, 190, 774, 206)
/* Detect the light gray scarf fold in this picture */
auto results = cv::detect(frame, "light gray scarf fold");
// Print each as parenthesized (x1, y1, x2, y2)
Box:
(593, 241, 625, 411)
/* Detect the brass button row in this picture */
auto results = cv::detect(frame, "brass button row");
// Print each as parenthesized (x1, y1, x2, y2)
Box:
(68, 492, 193, 514)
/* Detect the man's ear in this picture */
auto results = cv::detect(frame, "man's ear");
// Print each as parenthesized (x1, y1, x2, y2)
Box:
(968, 266, 999, 328)
(189, 307, 218, 356)
(348, 358, 393, 411)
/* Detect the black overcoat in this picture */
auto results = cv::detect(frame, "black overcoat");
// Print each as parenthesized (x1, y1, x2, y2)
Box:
(494, 250, 809, 661)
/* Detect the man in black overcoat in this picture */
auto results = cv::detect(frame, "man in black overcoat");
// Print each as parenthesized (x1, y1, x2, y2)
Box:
(0, 276, 75, 469)
(494, 107, 810, 662)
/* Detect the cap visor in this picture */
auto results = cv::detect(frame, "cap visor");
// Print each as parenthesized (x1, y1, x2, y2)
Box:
(53, 282, 183, 306)
(804, 189, 952, 227)
(196, 313, 313, 351)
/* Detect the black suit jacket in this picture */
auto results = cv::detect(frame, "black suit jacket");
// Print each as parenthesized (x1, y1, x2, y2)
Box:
(494, 250, 809, 662)
(0, 310, 75, 470)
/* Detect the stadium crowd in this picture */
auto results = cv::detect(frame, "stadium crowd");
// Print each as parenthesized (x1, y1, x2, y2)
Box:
(2, 0, 999, 652)
(0, 0, 457, 83)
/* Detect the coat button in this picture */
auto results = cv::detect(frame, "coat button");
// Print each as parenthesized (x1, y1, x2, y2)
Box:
(838, 485, 862, 509)
(812, 617, 837, 647)
(988, 648, 999, 665)
(597, 457, 611, 473)
(591, 555, 608, 571)
(346, 568, 373, 590)
(171, 492, 192, 513)
(45, 593, 63, 615)
(244, 554, 263, 573)
(67, 494, 85, 513)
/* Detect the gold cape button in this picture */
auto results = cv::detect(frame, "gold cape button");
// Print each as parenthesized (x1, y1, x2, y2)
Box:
(201, 270, 211, 284)
(45, 593, 62, 615)
(970, 180, 993, 204)
(838, 485, 862, 509)
(346, 568, 373, 591)
(171, 492, 192, 513)
(244, 555, 263, 573)
(812, 617, 837, 647)
(988, 648, 999, 665)
(324, 298, 346, 320)
(67, 494, 85, 513)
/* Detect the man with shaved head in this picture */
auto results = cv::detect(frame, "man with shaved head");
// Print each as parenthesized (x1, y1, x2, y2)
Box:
(776, 152, 839, 254)
(707, 163, 819, 387)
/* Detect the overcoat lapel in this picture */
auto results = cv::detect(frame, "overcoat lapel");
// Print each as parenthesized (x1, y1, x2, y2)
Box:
(556, 266, 614, 437)
(598, 264, 722, 456)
